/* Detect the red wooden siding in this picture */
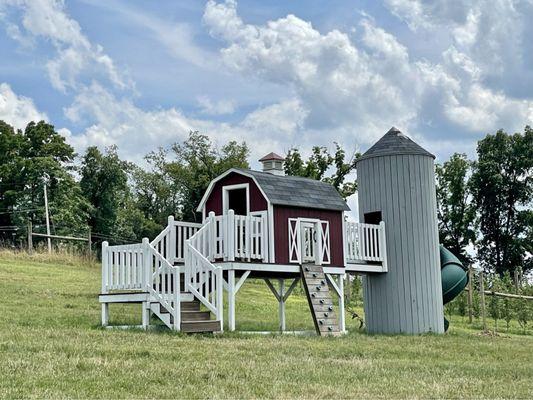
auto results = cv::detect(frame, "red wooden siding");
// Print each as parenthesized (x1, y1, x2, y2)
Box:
(205, 172, 268, 215)
(273, 206, 345, 267)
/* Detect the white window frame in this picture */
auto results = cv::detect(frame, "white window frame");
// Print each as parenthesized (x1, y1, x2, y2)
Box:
(222, 183, 250, 215)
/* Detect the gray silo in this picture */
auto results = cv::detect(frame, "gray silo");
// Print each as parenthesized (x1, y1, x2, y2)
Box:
(356, 127, 444, 334)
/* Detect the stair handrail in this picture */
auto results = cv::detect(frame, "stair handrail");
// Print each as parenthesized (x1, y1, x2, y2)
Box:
(143, 238, 180, 330)
(184, 222, 223, 330)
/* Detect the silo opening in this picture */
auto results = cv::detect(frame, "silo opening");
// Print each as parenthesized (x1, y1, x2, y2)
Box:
(364, 211, 382, 224)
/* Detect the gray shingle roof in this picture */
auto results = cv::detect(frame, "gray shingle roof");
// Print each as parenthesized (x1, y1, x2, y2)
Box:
(357, 127, 435, 163)
(235, 169, 350, 211)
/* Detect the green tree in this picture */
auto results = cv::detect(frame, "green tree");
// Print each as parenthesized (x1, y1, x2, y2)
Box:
(131, 148, 181, 226)
(435, 153, 476, 265)
(165, 131, 249, 222)
(80, 146, 130, 239)
(0, 120, 90, 239)
(284, 143, 359, 199)
(470, 127, 533, 276)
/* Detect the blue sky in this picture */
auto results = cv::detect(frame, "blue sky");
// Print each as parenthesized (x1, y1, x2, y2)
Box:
(1, 0, 533, 167)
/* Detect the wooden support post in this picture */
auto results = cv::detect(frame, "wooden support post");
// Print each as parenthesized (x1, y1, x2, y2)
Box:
(43, 183, 51, 254)
(480, 269, 486, 331)
(228, 269, 236, 331)
(279, 279, 285, 332)
(467, 266, 473, 324)
(101, 303, 109, 327)
(27, 220, 33, 254)
(87, 229, 92, 258)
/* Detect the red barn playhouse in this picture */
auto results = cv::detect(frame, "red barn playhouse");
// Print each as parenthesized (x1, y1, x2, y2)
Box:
(99, 151, 387, 335)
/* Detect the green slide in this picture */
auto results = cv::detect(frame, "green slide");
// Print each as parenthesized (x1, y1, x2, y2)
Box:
(440, 245, 469, 331)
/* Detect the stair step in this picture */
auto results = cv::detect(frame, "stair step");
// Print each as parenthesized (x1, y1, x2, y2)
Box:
(181, 300, 201, 311)
(181, 310, 211, 321)
(181, 320, 221, 333)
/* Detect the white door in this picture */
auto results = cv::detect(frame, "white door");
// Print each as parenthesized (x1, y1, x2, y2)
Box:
(301, 221, 317, 264)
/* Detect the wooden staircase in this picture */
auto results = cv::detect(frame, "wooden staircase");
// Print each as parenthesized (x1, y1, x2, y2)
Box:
(301, 264, 341, 336)
(150, 299, 221, 333)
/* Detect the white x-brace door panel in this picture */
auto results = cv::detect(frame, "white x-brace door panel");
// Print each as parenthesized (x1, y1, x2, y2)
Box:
(288, 218, 330, 265)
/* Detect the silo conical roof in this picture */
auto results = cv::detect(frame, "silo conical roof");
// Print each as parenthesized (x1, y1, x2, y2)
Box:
(357, 127, 435, 163)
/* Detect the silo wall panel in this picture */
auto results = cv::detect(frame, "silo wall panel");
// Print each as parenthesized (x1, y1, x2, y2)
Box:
(359, 155, 444, 334)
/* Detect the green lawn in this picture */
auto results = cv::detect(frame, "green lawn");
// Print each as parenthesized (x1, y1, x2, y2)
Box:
(1, 251, 533, 399)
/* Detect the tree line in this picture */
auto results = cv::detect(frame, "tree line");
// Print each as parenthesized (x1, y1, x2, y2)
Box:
(0, 119, 531, 277)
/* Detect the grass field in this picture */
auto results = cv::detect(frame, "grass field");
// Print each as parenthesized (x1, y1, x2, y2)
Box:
(1, 251, 533, 399)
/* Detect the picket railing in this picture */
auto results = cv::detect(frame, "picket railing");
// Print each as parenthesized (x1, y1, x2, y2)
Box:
(101, 242, 145, 292)
(148, 240, 180, 330)
(173, 219, 202, 263)
(185, 224, 223, 329)
(345, 221, 387, 265)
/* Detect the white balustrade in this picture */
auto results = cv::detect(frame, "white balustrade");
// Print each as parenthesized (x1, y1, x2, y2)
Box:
(345, 221, 387, 264)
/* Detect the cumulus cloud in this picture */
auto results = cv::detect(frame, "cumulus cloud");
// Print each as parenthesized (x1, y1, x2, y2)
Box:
(1, 0, 131, 92)
(196, 96, 236, 115)
(0, 83, 47, 129)
(204, 0, 533, 145)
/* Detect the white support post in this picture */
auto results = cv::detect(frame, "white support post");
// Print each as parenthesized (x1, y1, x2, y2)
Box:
(141, 301, 149, 329)
(217, 268, 224, 332)
(173, 268, 181, 331)
(142, 238, 151, 292)
(101, 303, 109, 327)
(279, 279, 285, 332)
(101, 241, 109, 294)
(168, 215, 175, 263)
(338, 274, 346, 333)
(227, 209, 235, 261)
(228, 269, 236, 331)
(379, 221, 388, 271)
(208, 211, 215, 262)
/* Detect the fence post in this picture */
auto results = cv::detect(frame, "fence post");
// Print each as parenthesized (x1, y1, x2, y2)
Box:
(168, 215, 175, 263)
(467, 266, 473, 323)
(27, 220, 33, 254)
(227, 209, 235, 262)
(88, 229, 92, 258)
(480, 269, 486, 331)
(142, 238, 151, 292)
(101, 241, 109, 294)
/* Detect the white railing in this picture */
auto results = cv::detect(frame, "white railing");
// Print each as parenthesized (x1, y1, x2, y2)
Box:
(101, 242, 145, 292)
(345, 221, 387, 265)
(150, 225, 171, 261)
(185, 224, 223, 329)
(173, 219, 202, 263)
(147, 239, 180, 330)
(151, 217, 202, 264)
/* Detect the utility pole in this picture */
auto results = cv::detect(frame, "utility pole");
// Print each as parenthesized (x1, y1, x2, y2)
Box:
(43, 182, 51, 254)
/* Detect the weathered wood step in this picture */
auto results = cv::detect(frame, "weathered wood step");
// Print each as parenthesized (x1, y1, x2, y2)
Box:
(181, 320, 221, 333)
(181, 310, 211, 321)
(181, 300, 201, 311)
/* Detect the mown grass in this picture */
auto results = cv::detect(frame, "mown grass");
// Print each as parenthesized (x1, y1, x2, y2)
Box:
(1, 250, 533, 399)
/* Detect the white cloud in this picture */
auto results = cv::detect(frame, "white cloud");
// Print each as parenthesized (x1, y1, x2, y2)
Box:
(64, 83, 306, 165)
(0, 83, 47, 129)
(196, 96, 236, 115)
(1, 0, 131, 92)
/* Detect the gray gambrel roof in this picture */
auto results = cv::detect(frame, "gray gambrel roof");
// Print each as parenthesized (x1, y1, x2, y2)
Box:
(357, 127, 435, 163)
(234, 169, 350, 211)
